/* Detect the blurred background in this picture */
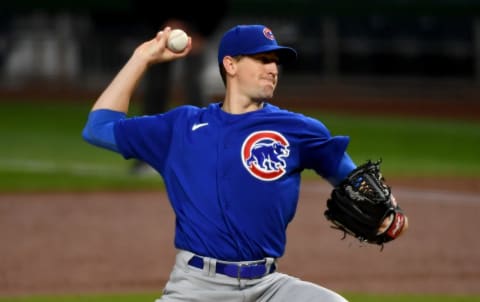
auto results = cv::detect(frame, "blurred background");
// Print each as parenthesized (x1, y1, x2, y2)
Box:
(1, 1, 479, 300)
(1, 0, 480, 113)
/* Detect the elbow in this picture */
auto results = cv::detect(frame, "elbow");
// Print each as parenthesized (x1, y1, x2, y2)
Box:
(81, 124, 95, 145)
(81, 109, 124, 152)
(81, 126, 90, 142)
(81, 120, 119, 152)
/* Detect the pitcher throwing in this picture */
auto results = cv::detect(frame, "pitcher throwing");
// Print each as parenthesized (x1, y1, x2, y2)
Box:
(82, 24, 408, 301)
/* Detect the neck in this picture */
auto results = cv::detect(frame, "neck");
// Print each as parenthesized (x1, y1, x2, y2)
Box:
(222, 93, 265, 114)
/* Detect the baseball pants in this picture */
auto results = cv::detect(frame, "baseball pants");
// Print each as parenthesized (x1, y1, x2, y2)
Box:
(155, 249, 348, 302)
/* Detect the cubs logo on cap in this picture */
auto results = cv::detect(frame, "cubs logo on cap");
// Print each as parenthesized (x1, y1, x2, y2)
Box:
(263, 27, 275, 40)
(218, 25, 297, 66)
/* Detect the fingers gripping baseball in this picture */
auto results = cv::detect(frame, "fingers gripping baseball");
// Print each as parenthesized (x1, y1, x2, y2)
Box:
(134, 27, 192, 65)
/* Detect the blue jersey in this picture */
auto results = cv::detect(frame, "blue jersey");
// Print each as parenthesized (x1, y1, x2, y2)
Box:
(113, 102, 349, 261)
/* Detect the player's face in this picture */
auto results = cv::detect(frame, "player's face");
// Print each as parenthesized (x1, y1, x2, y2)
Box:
(235, 52, 280, 100)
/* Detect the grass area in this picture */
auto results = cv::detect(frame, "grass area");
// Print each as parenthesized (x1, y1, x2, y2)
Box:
(0, 101, 479, 192)
(0, 101, 162, 191)
(316, 112, 480, 177)
(0, 292, 479, 302)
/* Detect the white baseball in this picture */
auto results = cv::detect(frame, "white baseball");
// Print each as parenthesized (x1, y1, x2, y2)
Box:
(167, 29, 188, 53)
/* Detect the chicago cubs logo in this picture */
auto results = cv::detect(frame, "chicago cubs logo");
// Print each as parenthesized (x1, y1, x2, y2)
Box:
(241, 131, 290, 181)
(263, 27, 275, 41)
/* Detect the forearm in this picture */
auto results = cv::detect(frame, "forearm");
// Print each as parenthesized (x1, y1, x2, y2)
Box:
(91, 55, 149, 113)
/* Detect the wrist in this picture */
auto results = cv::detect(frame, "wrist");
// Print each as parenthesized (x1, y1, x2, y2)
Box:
(130, 50, 151, 69)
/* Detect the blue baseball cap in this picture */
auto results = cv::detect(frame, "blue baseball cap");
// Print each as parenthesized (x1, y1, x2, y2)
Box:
(218, 25, 297, 66)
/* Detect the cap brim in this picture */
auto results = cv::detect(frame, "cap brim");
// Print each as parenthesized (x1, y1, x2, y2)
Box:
(244, 45, 297, 65)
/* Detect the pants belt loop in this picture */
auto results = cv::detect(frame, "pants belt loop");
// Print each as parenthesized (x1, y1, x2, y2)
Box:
(264, 257, 275, 276)
(209, 258, 217, 277)
(201, 257, 211, 276)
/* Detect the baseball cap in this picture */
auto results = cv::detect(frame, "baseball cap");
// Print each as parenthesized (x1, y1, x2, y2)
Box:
(218, 25, 297, 66)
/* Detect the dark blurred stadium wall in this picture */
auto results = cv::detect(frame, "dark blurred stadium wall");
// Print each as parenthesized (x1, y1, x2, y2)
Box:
(1, 0, 480, 102)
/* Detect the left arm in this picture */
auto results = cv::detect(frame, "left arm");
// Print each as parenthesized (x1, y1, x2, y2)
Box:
(327, 152, 356, 186)
(328, 156, 409, 240)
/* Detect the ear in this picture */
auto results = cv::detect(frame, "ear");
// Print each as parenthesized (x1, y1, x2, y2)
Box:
(223, 56, 237, 76)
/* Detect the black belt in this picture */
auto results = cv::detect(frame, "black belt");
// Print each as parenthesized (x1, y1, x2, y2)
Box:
(188, 255, 276, 279)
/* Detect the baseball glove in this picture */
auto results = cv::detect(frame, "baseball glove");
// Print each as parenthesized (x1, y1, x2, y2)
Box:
(324, 160, 406, 246)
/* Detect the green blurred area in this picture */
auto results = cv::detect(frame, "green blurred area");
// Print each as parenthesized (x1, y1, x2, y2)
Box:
(0, 101, 163, 192)
(0, 100, 479, 192)
(317, 112, 480, 176)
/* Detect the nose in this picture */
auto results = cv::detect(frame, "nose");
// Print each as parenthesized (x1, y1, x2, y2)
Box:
(266, 62, 278, 77)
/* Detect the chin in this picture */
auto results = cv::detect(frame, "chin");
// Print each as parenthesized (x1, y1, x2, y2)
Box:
(262, 88, 275, 98)
(258, 95, 273, 102)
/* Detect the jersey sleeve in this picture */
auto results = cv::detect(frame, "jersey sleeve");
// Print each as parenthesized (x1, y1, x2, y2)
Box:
(113, 106, 190, 171)
(114, 115, 170, 163)
(298, 116, 350, 180)
(326, 152, 356, 186)
(82, 109, 127, 152)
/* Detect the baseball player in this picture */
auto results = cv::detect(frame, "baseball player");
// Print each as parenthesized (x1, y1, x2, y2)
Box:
(82, 24, 407, 301)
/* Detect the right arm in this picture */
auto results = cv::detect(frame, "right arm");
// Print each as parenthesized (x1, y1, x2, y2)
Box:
(92, 26, 192, 113)
(82, 27, 192, 149)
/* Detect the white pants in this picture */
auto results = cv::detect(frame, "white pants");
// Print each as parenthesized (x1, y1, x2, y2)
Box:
(155, 250, 348, 302)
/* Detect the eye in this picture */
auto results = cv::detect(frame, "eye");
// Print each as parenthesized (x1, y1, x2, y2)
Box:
(252, 54, 279, 64)
(260, 57, 279, 64)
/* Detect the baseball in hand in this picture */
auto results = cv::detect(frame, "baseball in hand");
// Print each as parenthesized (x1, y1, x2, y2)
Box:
(167, 29, 188, 52)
